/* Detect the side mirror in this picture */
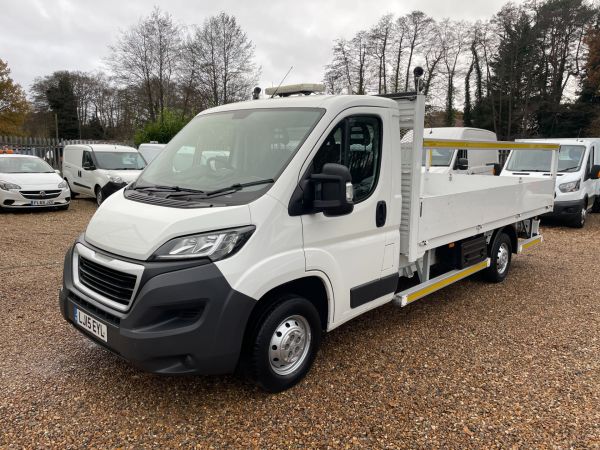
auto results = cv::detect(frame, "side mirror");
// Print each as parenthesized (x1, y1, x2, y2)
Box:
(82, 163, 96, 171)
(456, 158, 469, 171)
(54, 169, 61, 175)
(591, 164, 600, 180)
(310, 163, 354, 216)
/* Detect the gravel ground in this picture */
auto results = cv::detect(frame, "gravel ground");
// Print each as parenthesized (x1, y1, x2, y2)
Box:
(1, 199, 599, 449)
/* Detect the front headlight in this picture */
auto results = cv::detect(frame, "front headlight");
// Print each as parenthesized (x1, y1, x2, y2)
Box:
(559, 180, 580, 193)
(152, 226, 255, 261)
(108, 175, 124, 184)
(58, 180, 67, 189)
(0, 181, 21, 191)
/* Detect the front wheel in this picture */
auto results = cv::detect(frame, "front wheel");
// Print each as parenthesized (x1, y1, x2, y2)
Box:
(94, 186, 103, 206)
(485, 232, 512, 283)
(570, 203, 587, 228)
(241, 295, 321, 392)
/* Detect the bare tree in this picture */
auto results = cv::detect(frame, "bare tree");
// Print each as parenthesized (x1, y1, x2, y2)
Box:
(107, 7, 182, 121)
(404, 11, 434, 91)
(369, 14, 394, 94)
(184, 13, 259, 107)
(440, 19, 468, 126)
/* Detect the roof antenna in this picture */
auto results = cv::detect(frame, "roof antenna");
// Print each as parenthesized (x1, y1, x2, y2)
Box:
(270, 66, 293, 98)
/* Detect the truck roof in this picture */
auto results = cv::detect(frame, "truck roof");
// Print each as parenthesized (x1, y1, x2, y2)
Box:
(199, 95, 398, 115)
(516, 138, 592, 147)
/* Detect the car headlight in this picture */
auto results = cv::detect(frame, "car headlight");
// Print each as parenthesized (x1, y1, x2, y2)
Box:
(559, 180, 580, 193)
(0, 181, 21, 191)
(108, 175, 124, 184)
(152, 226, 255, 261)
(58, 180, 68, 189)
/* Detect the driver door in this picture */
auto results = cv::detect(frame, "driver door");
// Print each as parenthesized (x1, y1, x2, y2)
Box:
(300, 108, 396, 326)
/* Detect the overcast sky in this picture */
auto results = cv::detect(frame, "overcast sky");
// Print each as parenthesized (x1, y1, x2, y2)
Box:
(1, 0, 520, 95)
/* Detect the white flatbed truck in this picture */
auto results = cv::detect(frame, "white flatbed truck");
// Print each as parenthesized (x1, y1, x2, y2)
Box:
(59, 83, 558, 392)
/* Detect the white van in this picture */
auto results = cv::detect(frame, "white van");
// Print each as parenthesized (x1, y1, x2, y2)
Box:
(501, 138, 600, 227)
(63, 144, 146, 205)
(58, 88, 556, 392)
(137, 142, 166, 164)
(421, 127, 499, 174)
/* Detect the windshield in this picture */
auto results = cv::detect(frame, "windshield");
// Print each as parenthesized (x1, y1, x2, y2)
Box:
(505, 145, 585, 172)
(95, 152, 146, 170)
(421, 148, 455, 167)
(135, 108, 324, 194)
(0, 157, 54, 173)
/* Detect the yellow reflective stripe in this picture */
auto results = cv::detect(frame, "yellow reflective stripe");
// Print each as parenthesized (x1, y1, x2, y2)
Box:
(423, 139, 559, 151)
(406, 260, 489, 304)
(521, 236, 542, 251)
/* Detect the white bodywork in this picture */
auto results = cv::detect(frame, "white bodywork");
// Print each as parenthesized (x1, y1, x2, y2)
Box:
(0, 154, 70, 209)
(417, 127, 498, 174)
(137, 143, 166, 163)
(84, 94, 555, 331)
(63, 144, 145, 200)
(501, 138, 600, 208)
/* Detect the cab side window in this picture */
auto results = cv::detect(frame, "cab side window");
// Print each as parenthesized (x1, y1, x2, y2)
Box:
(82, 151, 94, 168)
(312, 116, 382, 203)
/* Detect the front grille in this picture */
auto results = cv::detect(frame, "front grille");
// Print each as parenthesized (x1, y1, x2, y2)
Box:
(78, 257, 137, 306)
(20, 190, 62, 199)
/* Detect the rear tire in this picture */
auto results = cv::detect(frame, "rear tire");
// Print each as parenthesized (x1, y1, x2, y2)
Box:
(94, 186, 103, 206)
(570, 203, 586, 228)
(485, 232, 512, 283)
(241, 295, 321, 393)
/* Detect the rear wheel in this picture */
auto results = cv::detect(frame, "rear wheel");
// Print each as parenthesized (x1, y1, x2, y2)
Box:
(241, 295, 321, 392)
(485, 232, 512, 283)
(94, 186, 103, 206)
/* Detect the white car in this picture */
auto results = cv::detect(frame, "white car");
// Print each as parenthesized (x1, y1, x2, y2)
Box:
(63, 144, 146, 205)
(0, 154, 70, 210)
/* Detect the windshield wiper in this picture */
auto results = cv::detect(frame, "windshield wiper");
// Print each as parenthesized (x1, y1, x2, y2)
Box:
(166, 178, 275, 199)
(560, 166, 579, 172)
(133, 184, 206, 194)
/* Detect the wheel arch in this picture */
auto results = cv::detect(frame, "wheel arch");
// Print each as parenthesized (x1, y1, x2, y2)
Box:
(489, 224, 518, 255)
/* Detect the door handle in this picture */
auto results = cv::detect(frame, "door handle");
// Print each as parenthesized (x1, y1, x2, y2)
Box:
(376, 201, 387, 227)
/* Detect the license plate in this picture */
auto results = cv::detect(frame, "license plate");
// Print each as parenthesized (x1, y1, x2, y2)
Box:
(31, 199, 53, 206)
(74, 307, 107, 342)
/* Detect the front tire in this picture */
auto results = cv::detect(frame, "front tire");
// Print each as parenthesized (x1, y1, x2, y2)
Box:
(241, 295, 321, 392)
(94, 186, 103, 206)
(485, 232, 512, 283)
(570, 203, 587, 228)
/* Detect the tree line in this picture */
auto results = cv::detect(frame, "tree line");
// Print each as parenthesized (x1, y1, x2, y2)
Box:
(20, 8, 259, 143)
(324, 0, 600, 139)
(1, 1, 600, 143)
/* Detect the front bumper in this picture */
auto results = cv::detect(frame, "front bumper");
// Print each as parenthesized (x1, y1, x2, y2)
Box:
(59, 240, 256, 375)
(543, 199, 583, 219)
(1, 188, 70, 208)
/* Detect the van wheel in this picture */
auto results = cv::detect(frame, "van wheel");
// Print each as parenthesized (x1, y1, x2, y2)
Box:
(241, 295, 321, 393)
(65, 179, 78, 198)
(95, 186, 103, 206)
(485, 232, 512, 283)
(570, 203, 587, 228)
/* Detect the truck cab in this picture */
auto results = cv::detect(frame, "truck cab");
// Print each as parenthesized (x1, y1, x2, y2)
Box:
(59, 89, 557, 392)
(500, 138, 600, 227)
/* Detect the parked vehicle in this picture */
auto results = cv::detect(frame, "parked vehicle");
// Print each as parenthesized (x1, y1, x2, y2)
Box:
(59, 84, 557, 392)
(62, 144, 146, 205)
(501, 138, 600, 227)
(0, 154, 70, 210)
(138, 142, 166, 164)
(421, 127, 499, 174)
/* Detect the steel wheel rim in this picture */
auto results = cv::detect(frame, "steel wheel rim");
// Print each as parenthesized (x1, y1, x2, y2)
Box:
(269, 315, 311, 376)
(497, 242, 509, 275)
(96, 190, 103, 205)
(581, 207, 586, 225)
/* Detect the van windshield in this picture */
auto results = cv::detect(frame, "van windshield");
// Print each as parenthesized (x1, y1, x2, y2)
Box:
(134, 108, 324, 198)
(505, 145, 585, 173)
(421, 148, 455, 167)
(95, 152, 146, 170)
